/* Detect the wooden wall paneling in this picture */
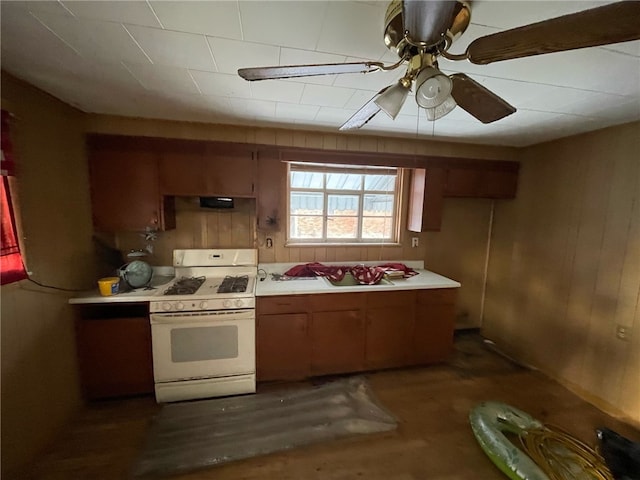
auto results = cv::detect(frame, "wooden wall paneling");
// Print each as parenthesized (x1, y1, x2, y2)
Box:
(562, 146, 613, 383)
(582, 146, 638, 401)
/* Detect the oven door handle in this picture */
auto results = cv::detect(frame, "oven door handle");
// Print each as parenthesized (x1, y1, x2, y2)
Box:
(150, 310, 254, 324)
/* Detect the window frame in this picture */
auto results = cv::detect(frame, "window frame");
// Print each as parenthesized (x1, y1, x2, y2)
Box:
(286, 162, 402, 245)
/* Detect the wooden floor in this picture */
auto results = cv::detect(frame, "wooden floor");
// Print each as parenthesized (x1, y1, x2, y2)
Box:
(17, 332, 640, 480)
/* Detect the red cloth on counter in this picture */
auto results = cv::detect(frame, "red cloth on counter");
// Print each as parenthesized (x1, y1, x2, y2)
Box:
(377, 263, 419, 277)
(283, 262, 418, 284)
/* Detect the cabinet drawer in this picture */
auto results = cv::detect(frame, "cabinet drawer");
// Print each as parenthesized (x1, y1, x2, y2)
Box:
(366, 290, 415, 308)
(416, 288, 457, 305)
(258, 295, 310, 314)
(309, 293, 365, 312)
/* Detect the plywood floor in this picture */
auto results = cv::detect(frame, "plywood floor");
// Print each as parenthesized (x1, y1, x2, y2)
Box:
(18, 332, 640, 480)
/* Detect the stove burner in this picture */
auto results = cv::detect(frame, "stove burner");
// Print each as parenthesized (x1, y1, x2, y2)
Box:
(218, 275, 249, 294)
(164, 276, 205, 295)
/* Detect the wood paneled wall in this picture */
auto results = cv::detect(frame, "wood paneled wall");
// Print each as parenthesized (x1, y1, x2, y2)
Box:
(0, 74, 96, 475)
(483, 121, 640, 426)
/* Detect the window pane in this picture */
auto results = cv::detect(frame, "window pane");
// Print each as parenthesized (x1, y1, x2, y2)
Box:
(291, 171, 323, 189)
(363, 194, 394, 216)
(327, 217, 358, 238)
(290, 192, 323, 215)
(328, 195, 358, 216)
(290, 215, 323, 238)
(362, 217, 393, 239)
(326, 173, 362, 190)
(364, 174, 396, 191)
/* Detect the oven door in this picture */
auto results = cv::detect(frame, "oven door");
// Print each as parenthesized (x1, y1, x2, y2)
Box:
(150, 309, 255, 383)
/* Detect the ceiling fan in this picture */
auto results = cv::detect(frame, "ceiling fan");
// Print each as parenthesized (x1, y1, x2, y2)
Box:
(238, 0, 640, 131)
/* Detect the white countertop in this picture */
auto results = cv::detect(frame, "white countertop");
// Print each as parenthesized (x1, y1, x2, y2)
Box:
(69, 262, 461, 305)
(255, 261, 460, 296)
(68, 268, 175, 305)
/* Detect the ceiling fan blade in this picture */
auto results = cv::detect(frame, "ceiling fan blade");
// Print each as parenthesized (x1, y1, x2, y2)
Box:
(339, 87, 390, 130)
(467, 2, 640, 65)
(450, 73, 516, 123)
(238, 62, 383, 81)
(402, 0, 458, 47)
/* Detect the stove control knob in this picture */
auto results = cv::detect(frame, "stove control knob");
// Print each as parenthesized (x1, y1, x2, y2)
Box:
(200, 301, 208, 310)
(235, 299, 244, 308)
(223, 299, 232, 308)
(176, 302, 185, 311)
(162, 302, 172, 311)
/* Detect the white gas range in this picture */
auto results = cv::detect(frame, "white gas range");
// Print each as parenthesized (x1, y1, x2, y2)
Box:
(149, 249, 257, 403)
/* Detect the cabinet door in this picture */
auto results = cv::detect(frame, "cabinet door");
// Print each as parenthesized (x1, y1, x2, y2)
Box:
(204, 144, 256, 197)
(256, 313, 310, 381)
(77, 317, 154, 400)
(89, 147, 166, 232)
(310, 310, 365, 375)
(413, 289, 456, 364)
(445, 168, 480, 197)
(408, 167, 446, 232)
(365, 306, 414, 369)
(256, 152, 285, 231)
(478, 170, 518, 198)
(158, 140, 207, 195)
(412, 303, 455, 364)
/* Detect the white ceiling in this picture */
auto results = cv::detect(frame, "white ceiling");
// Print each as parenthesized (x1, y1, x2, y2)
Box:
(1, 0, 639, 147)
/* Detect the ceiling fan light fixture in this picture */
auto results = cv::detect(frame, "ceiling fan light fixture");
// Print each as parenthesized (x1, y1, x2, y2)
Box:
(425, 95, 457, 121)
(374, 80, 410, 119)
(415, 67, 452, 109)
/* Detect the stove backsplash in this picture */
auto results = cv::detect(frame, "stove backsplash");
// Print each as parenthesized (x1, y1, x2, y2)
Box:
(113, 197, 256, 266)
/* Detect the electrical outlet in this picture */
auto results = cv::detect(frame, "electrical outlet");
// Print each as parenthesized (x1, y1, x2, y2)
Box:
(411, 237, 419, 248)
(616, 325, 631, 341)
(266, 237, 273, 249)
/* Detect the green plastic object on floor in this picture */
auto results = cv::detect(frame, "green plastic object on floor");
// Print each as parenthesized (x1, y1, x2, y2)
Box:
(470, 401, 550, 480)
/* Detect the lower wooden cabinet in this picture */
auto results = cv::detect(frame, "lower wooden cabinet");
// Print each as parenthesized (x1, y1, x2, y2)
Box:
(256, 288, 457, 381)
(311, 310, 365, 375)
(256, 313, 310, 381)
(76, 314, 154, 400)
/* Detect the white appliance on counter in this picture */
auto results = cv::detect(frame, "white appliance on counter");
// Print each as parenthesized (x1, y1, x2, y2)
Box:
(149, 249, 257, 403)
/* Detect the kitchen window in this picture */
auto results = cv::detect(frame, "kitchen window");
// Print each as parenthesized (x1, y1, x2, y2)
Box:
(287, 162, 400, 244)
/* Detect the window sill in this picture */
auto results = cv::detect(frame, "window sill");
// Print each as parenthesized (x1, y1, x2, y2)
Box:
(285, 242, 402, 248)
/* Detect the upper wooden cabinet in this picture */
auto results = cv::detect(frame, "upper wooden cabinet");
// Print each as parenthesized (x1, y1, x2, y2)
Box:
(158, 140, 256, 197)
(256, 151, 285, 231)
(87, 136, 175, 232)
(408, 167, 446, 232)
(444, 167, 518, 199)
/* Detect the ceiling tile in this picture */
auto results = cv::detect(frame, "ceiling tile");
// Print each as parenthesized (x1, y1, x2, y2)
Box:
(32, 12, 150, 64)
(0, 6, 81, 69)
(600, 40, 640, 58)
(190, 71, 252, 98)
(150, 1, 242, 39)
(316, 2, 389, 60)
(60, 1, 161, 28)
(124, 62, 199, 94)
(126, 25, 215, 71)
(239, 1, 328, 50)
(228, 98, 277, 119)
(4, 1, 72, 16)
(275, 103, 320, 121)
(300, 84, 356, 108)
(315, 106, 357, 125)
(207, 37, 280, 75)
(250, 80, 304, 103)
